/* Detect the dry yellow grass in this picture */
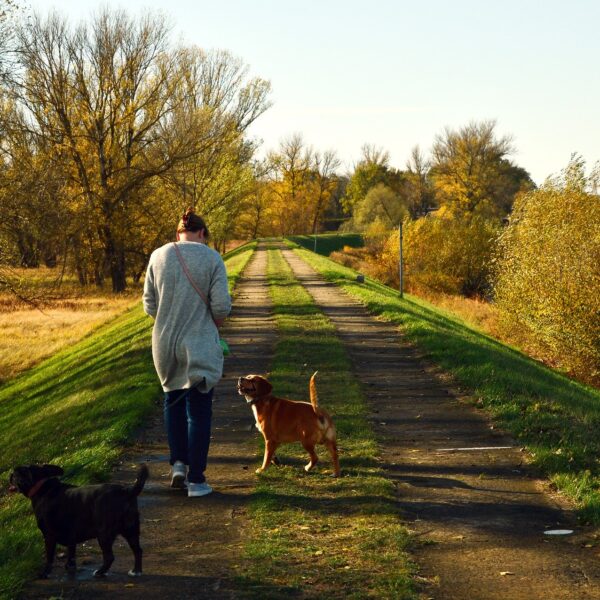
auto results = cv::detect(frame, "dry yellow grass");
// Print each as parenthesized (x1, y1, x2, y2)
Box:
(0, 267, 140, 383)
(415, 290, 501, 337)
(0, 298, 138, 383)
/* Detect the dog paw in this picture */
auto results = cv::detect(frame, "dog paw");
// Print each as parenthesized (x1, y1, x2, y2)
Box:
(255, 468, 263, 475)
(128, 570, 142, 577)
(93, 569, 107, 578)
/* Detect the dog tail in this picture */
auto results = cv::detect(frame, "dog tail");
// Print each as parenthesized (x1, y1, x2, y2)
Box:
(309, 371, 319, 413)
(130, 464, 149, 497)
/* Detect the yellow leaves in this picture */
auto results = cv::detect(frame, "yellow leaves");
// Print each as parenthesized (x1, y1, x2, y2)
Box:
(495, 157, 600, 383)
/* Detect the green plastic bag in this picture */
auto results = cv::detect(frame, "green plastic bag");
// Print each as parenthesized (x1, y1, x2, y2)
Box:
(220, 339, 230, 356)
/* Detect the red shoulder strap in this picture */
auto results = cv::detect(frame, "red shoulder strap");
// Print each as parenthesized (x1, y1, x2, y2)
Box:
(172, 242, 215, 323)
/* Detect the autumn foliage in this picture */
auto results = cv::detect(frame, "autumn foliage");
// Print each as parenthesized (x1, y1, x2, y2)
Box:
(494, 158, 600, 382)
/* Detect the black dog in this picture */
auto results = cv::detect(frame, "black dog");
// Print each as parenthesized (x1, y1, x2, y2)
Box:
(8, 463, 148, 578)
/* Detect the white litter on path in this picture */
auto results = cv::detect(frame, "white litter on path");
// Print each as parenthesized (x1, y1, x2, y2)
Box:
(543, 529, 574, 536)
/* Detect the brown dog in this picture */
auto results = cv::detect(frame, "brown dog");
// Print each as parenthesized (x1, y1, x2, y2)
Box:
(237, 372, 340, 477)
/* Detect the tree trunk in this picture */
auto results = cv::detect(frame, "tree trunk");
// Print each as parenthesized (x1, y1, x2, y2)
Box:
(42, 243, 58, 268)
(108, 245, 127, 292)
(16, 232, 40, 267)
(94, 267, 104, 288)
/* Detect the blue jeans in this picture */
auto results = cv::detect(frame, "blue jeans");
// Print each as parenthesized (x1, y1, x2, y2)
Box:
(164, 386, 213, 484)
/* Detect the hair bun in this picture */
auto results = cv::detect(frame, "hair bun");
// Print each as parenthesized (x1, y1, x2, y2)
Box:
(182, 207, 195, 228)
(177, 207, 208, 238)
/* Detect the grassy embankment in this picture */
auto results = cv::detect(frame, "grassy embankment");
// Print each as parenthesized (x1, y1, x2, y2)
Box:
(236, 247, 415, 599)
(0, 242, 256, 600)
(0, 270, 140, 384)
(287, 233, 363, 257)
(289, 242, 600, 524)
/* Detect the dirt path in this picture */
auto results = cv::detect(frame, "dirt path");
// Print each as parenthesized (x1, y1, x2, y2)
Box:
(281, 248, 600, 600)
(22, 246, 276, 600)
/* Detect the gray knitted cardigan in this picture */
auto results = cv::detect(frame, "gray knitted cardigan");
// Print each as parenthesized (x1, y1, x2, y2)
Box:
(142, 241, 232, 392)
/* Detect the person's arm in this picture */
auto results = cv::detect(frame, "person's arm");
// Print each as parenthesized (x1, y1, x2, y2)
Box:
(142, 260, 157, 318)
(209, 257, 232, 325)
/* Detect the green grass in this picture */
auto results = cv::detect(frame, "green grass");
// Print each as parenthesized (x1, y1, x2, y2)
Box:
(223, 241, 257, 291)
(289, 243, 600, 524)
(0, 243, 255, 600)
(287, 233, 364, 257)
(236, 248, 415, 599)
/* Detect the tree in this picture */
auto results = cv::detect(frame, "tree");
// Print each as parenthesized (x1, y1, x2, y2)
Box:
(431, 120, 533, 218)
(405, 145, 436, 218)
(266, 134, 313, 235)
(0, 0, 25, 79)
(4, 10, 270, 291)
(342, 144, 395, 213)
(321, 174, 349, 231)
(310, 149, 340, 234)
(262, 135, 340, 236)
(160, 48, 270, 242)
(494, 155, 600, 382)
(361, 212, 499, 297)
(352, 183, 408, 230)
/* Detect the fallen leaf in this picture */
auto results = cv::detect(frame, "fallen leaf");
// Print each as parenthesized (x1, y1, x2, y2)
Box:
(314, 550, 323, 556)
(500, 571, 514, 576)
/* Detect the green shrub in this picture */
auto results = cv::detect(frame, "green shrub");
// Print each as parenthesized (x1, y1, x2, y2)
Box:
(494, 157, 600, 383)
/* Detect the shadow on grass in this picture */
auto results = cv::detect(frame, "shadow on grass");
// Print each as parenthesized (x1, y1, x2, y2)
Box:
(252, 486, 399, 518)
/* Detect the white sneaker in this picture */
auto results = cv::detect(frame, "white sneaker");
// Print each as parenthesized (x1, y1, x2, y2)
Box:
(170, 461, 186, 488)
(187, 482, 213, 497)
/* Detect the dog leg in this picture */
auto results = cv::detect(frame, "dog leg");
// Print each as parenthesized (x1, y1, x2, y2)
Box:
(40, 534, 56, 578)
(122, 525, 143, 577)
(93, 535, 116, 577)
(256, 441, 278, 474)
(325, 440, 341, 477)
(65, 544, 77, 575)
(303, 443, 319, 472)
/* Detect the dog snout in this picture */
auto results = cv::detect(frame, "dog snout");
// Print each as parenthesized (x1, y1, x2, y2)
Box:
(7, 473, 18, 493)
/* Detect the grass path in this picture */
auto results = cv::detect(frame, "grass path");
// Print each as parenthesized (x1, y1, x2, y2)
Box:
(237, 246, 414, 599)
(9, 242, 415, 600)
(289, 243, 600, 524)
(283, 244, 600, 600)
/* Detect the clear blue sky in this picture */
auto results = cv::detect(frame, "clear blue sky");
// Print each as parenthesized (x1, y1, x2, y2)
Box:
(28, 0, 600, 183)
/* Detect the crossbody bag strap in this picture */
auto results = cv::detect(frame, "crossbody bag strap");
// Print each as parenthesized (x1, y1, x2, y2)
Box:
(172, 242, 216, 324)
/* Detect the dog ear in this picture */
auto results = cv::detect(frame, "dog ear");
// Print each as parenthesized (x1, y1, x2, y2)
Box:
(41, 464, 64, 478)
(255, 376, 273, 396)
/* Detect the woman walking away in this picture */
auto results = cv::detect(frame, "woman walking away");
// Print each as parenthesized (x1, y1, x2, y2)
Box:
(143, 208, 232, 497)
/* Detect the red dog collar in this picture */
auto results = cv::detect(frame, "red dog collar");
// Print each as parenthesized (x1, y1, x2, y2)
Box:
(27, 478, 49, 498)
